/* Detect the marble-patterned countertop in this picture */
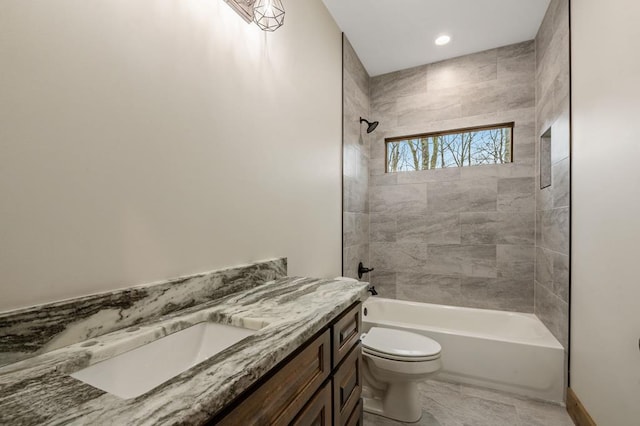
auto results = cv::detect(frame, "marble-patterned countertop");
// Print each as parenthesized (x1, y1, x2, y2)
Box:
(0, 277, 369, 425)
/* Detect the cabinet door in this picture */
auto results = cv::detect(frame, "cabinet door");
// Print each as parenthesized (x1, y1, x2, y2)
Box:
(344, 399, 363, 426)
(290, 381, 332, 426)
(331, 303, 361, 368)
(333, 343, 362, 426)
(218, 330, 331, 426)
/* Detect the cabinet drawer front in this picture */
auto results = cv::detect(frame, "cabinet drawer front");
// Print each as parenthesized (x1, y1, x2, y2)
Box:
(290, 380, 332, 426)
(333, 343, 362, 426)
(331, 302, 361, 367)
(218, 330, 331, 426)
(344, 398, 363, 426)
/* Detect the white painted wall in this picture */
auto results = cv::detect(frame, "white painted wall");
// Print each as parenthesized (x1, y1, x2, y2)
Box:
(0, 0, 342, 311)
(571, 1, 640, 424)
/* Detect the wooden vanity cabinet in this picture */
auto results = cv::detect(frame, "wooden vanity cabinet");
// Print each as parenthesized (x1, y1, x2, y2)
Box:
(290, 381, 332, 426)
(332, 342, 362, 426)
(213, 302, 363, 426)
(216, 331, 331, 426)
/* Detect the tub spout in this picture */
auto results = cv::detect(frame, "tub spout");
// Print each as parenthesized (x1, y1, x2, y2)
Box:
(367, 286, 378, 296)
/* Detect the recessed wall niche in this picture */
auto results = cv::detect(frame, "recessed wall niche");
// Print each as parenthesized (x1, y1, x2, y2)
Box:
(540, 128, 552, 189)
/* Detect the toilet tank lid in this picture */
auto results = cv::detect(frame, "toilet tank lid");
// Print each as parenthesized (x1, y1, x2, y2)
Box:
(362, 327, 442, 358)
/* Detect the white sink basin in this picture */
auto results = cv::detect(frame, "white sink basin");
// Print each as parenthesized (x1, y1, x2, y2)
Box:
(71, 322, 256, 399)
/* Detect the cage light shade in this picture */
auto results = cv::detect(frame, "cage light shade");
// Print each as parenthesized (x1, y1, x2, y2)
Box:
(253, 0, 285, 32)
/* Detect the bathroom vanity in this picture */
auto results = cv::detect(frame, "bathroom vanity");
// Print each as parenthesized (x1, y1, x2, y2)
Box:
(213, 302, 363, 425)
(0, 259, 368, 425)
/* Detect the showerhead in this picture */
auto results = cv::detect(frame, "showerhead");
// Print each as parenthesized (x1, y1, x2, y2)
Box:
(360, 117, 379, 134)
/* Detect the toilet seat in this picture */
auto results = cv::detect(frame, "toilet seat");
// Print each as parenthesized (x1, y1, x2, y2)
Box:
(361, 327, 441, 361)
(360, 327, 443, 423)
(363, 347, 440, 362)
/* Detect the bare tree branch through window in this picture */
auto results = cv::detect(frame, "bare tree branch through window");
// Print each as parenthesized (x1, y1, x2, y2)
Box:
(386, 124, 513, 172)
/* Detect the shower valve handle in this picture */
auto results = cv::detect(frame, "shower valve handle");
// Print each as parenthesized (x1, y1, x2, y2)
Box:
(358, 262, 374, 280)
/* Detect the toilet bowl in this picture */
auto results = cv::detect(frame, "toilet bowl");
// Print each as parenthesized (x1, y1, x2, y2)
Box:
(361, 327, 442, 423)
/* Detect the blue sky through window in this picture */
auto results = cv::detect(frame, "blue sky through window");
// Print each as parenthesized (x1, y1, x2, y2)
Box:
(386, 124, 513, 172)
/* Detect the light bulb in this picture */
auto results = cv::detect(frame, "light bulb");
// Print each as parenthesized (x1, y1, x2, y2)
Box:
(253, 0, 285, 32)
(435, 35, 451, 46)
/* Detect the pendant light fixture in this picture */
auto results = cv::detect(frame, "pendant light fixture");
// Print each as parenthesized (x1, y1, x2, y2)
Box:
(253, 0, 285, 32)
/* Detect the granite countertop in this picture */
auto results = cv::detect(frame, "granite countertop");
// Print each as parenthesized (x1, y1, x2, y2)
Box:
(0, 277, 369, 425)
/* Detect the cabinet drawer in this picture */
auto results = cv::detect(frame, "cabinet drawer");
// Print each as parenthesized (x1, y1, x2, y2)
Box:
(218, 329, 331, 426)
(333, 343, 362, 426)
(290, 380, 332, 426)
(331, 302, 361, 367)
(344, 398, 363, 426)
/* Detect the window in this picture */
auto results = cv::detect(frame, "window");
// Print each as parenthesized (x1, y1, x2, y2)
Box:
(385, 123, 514, 173)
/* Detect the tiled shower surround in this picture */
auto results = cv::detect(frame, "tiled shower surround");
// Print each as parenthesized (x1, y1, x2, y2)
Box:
(341, 0, 569, 348)
(534, 0, 570, 349)
(343, 36, 371, 280)
(368, 41, 537, 312)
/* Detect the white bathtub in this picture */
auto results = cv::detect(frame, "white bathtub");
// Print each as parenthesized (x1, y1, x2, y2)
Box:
(362, 298, 565, 403)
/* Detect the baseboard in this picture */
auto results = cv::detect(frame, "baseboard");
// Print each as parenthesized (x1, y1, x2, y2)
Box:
(566, 388, 597, 426)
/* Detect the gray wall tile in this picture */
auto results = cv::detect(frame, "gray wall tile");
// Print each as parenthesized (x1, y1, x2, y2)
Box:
(496, 212, 535, 245)
(427, 49, 498, 90)
(498, 177, 535, 212)
(497, 41, 536, 80)
(534, 0, 570, 352)
(552, 157, 570, 208)
(371, 65, 428, 105)
(369, 242, 395, 272)
(461, 212, 498, 244)
(368, 40, 537, 312)
(541, 207, 569, 254)
(461, 81, 501, 117)
(397, 214, 427, 242)
(370, 213, 397, 243)
(342, 36, 371, 278)
(535, 246, 553, 289)
(492, 278, 535, 312)
(343, 212, 369, 248)
(553, 252, 569, 303)
(551, 108, 570, 163)
(462, 178, 498, 212)
(425, 213, 461, 244)
(497, 245, 535, 281)
(343, 38, 369, 96)
(537, 182, 554, 212)
(459, 244, 498, 278)
(535, 281, 569, 348)
(396, 273, 461, 305)
(370, 172, 398, 187)
(370, 242, 427, 273)
(371, 184, 427, 215)
(369, 269, 397, 298)
(425, 244, 464, 275)
(427, 180, 463, 213)
(426, 244, 497, 278)
(343, 243, 369, 281)
(536, 211, 543, 246)
(397, 88, 463, 124)
(397, 167, 460, 184)
(460, 277, 533, 313)
(459, 276, 494, 308)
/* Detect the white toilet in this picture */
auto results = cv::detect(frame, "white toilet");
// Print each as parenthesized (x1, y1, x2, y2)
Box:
(360, 327, 442, 423)
(334, 276, 442, 422)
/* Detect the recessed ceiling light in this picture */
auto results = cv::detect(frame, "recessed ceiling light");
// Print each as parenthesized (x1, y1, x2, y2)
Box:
(435, 35, 451, 46)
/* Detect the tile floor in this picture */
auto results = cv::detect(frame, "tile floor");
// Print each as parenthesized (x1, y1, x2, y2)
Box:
(363, 380, 575, 426)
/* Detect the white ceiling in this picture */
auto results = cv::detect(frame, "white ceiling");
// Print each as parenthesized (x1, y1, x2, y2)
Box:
(322, 0, 550, 76)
